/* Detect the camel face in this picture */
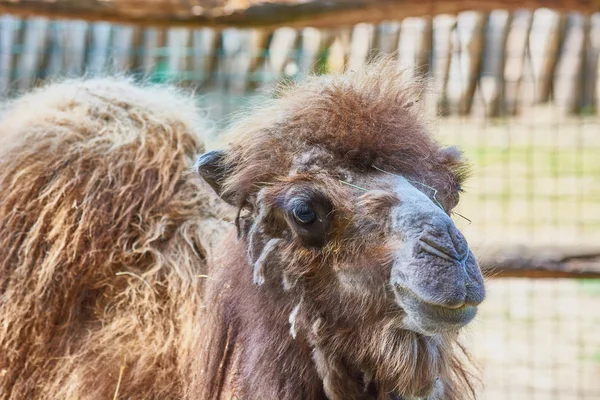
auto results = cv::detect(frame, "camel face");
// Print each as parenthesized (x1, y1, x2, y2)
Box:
(197, 144, 485, 336)
(283, 153, 485, 336)
(195, 58, 487, 396)
(197, 57, 486, 347)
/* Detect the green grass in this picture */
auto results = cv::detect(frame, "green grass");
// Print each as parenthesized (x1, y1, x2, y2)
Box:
(578, 279, 600, 295)
(463, 146, 600, 176)
(430, 119, 600, 246)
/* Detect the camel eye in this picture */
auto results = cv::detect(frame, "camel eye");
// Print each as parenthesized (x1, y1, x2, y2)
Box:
(284, 194, 332, 248)
(292, 203, 317, 225)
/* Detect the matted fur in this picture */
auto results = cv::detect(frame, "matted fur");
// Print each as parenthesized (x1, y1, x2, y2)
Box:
(219, 58, 469, 211)
(0, 78, 231, 399)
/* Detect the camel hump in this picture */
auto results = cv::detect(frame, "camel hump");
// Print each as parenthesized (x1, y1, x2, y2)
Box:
(0, 77, 227, 399)
(0, 77, 209, 149)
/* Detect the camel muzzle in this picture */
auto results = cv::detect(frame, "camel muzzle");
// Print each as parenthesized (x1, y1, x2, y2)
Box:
(387, 175, 486, 333)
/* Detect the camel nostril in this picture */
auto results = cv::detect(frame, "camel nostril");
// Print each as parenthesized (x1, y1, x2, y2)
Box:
(418, 236, 458, 262)
(418, 220, 471, 262)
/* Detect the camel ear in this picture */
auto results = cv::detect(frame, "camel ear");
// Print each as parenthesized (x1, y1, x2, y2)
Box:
(438, 146, 463, 164)
(439, 145, 471, 184)
(195, 150, 236, 204)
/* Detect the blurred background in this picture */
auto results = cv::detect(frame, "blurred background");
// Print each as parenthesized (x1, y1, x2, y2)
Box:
(0, 1, 599, 398)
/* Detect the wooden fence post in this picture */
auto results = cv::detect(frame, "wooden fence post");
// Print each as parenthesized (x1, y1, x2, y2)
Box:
(503, 10, 533, 116)
(553, 12, 587, 115)
(477, 10, 511, 117)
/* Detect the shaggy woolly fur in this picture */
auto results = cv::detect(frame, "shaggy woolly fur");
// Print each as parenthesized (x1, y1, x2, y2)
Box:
(0, 57, 483, 400)
(0, 78, 231, 399)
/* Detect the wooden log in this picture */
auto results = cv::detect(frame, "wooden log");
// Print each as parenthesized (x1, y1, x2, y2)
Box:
(38, 20, 67, 80)
(268, 27, 299, 76)
(397, 17, 432, 78)
(553, 12, 587, 115)
(111, 24, 137, 72)
(205, 28, 238, 116)
(297, 27, 321, 76)
(295, 27, 327, 76)
(526, 8, 563, 104)
(244, 29, 272, 90)
(477, 10, 511, 117)
(0, 15, 21, 93)
(15, 17, 48, 90)
(165, 27, 190, 79)
(226, 29, 265, 93)
(62, 20, 89, 76)
(0, 0, 596, 30)
(582, 12, 600, 111)
(480, 245, 600, 279)
(446, 11, 486, 116)
(326, 28, 351, 73)
(347, 23, 376, 72)
(374, 21, 401, 55)
(139, 27, 166, 75)
(214, 28, 239, 90)
(431, 14, 456, 116)
(503, 10, 533, 115)
(87, 21, 112, 74)
(129, 26, 143, 72)
(189, 28, 221, 86)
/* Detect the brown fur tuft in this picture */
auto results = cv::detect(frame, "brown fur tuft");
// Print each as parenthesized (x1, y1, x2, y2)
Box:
(221, 56, 468, 210)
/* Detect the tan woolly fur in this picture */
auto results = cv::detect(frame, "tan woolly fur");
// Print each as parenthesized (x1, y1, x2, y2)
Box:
(0, 77, 231, 399)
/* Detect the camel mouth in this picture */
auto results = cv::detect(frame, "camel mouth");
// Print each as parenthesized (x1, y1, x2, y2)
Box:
(392, 285, 478, 334)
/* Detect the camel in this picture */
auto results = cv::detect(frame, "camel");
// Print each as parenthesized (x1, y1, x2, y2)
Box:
(192, 56, 485, 400)
(0, 77, 230, 399)
(0, 57, 485, 400)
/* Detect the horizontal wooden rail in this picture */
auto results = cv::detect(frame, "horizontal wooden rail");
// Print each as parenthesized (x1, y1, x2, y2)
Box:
(0, 0, 598, 29)
(479, 245, 600, 279)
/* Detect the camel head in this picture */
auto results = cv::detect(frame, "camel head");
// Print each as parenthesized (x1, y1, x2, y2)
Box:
(196, 58, 485, 398)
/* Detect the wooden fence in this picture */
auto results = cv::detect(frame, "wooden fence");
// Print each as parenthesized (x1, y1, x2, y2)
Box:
(1, 8, 600, 118)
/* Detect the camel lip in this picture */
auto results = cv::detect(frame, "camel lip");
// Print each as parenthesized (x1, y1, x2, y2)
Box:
(392, 285, 478, 331)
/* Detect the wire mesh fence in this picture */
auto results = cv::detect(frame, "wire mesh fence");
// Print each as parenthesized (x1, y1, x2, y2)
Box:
(0, 8, 599, 399)
(469, 277, 600, 399)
